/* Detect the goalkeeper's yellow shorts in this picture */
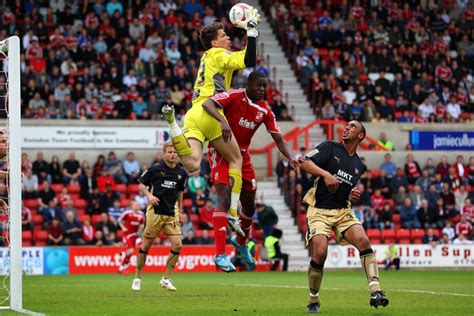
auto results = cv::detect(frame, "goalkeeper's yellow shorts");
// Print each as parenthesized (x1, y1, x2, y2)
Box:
(183, 106, 225, 144)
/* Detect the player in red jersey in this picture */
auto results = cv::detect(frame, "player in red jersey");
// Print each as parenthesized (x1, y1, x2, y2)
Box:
(117, 200, 145, 274)
(202, 71, 297, 270)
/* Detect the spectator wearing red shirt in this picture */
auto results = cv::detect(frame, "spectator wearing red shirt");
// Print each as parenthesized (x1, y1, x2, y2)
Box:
(455, 215, 472, 236)
(47, 217, 64, 246)
(461, 198, 474, 221)
(404, 154, 422, 185)
(370, 189, 385, 212)
(436, 156, 451, 178)
(199, 200, 214, 230)
(97, 170, 116, 193)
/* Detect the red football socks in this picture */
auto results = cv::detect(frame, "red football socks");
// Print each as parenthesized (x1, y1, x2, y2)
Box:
(236, 211, 253, 245)
(213, 210, 228, 256)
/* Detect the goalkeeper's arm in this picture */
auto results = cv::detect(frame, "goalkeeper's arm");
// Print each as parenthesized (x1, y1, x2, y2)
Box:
(244, 37, 256, 67)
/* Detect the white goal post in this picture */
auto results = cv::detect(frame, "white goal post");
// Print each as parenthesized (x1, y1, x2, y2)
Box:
(0, 35, 23, 312)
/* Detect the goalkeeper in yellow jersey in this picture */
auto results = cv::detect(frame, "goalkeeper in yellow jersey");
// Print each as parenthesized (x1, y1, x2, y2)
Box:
(162, 8, 260, 271)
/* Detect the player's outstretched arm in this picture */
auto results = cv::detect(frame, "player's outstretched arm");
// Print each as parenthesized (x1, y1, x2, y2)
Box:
(243, 8, 260, 67)
(271, 133, 297, 169)
(202, 99, 234, 142)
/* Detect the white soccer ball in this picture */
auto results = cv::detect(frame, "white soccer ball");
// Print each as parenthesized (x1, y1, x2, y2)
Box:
(229, 3, 253, 29)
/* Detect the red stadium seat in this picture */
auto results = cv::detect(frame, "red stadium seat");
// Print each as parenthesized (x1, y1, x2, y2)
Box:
(399, 239, 411, 244)
(195, 230, 202, 238)
(371, 238, 382, 244)
(432, 229, 441, 238)
(67, 184, 80, 194)
(381, 229, 396, 241)
(396, 229, 410, 241)
(91, 215, 102, 225)
(115, 184, 127, 194)
(51, 183, 64, 193)
(78, 214, 90, 224)
(34, 230, 48, 242)
(127, 184, 140, 195)
(22, 231, 32, 241)
(120, 199, 131, 208)
(370, 169, 380, 178)
(190, 214, 199, 225)
(35, 241, 47, 246)
(32, 214, 44, 226)
(410, 229, 425, 244)
(22, 240, 33, 247)
(23, 199, 38, 210)
(392, 214, 400, 225)
(367, 229, 381, 239)
(207, 229, 215, 238)
(73, 199, 87, 209)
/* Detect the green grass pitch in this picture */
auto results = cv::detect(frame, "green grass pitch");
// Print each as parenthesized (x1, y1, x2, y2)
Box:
(3, 270, 473, 315)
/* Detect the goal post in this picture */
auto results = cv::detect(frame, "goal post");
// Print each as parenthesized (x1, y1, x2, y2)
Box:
(0, 35, 23, 312)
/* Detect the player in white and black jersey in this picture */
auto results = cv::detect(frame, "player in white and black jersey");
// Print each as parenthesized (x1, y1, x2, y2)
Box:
(299, 120, 389, 313)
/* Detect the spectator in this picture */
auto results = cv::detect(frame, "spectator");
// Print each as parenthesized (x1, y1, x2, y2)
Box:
(391, 168, 408, 192)
(377, 133, 394, 151)
(63, 152, 81, 184)
(123, 152, 140, 184)
(455, 215, 472, 237)
(394, 186, 409, 213)
(370, 189, 385, 212)
(455, 185, 468, 210)
(99, 184, 121, 210)
(108, 200, 125, 221)
(63, 211, 85, 245)
(79, 168, 97, 201)
(41, 199, 64, 227)
(256, 203, 279, 238)
(400, 198, 421, 229)
(453, 233, 473, 245)
(379, 153, 396, 178)
(32, 152, 51, 183)
(104, 151, 127, 184)
(91, 230, 108, 246)
(436, 156, 451, 178)
(439, 233, 452, 245)
(182, 230, 197, 245)
(404, 154, 422, 185)
(264, 228, 288, 272)
(37, 180, 57, 214)
(197, 229, 213, 245)
(47, 217, 64, 246)
(180, 213, 194, 237)
(418, 199, 438, 229)
(422, 228, 439, 246)
(378, 203, 393, 229)
(97, 170, 116, 193)
(442, 221, 456, 241)
(461, 198, 474, 221)
(415, 169, 432, 194)
(95, 213, 117, 240)
(187, 172, 207, 199)
(22, 206, 34, 244)
(82, 217, 95, 245)
(199, 200, 214, 230)
(22, 168, 38, 199)
(384, 242, 400, 271)
(409, 185, 425, 209)
(231, 238, 256, 272)
(49, 155, 63, 184)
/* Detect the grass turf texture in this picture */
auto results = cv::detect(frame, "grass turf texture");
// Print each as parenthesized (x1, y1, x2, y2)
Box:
(3, 270, 473, 315)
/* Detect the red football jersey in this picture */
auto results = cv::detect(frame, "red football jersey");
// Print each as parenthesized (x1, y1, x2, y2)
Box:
(210, 89, 281, 151)
(118, 210, 145, 235)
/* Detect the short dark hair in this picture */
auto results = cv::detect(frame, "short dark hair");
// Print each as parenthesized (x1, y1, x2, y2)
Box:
(358, 121, 366, 142)
(247, 70, 266, 84)
(199, 22, 224, 50)
(162, 142, 175, 153)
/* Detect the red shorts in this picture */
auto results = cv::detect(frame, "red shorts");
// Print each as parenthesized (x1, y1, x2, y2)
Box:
(208, 148, 257, 192)
(123, 234, 139, 249)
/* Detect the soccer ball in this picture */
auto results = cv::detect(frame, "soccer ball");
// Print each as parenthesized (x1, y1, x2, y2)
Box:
(229, 3, 253, 29)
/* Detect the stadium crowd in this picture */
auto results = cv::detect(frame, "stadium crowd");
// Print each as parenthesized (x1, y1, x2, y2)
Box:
(0, 0, 292, 122)
(18, 150, 279, 247)
(279, 151, 474, 245)
(264, 0, 474, 122)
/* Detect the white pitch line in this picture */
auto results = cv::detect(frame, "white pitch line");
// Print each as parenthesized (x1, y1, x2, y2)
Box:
(227, 283, 474, 297)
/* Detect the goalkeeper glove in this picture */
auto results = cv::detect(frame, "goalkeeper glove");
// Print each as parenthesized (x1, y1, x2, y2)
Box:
(245, 8, 261, 37)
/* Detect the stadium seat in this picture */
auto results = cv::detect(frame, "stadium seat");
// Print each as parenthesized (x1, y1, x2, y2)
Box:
(67, 184, 81, 194)
(399, 239, 411, 244)
(73, 199, 87, 209)
(371, 238, 382, 244)
(396, 229, 410, 241)
(190, 214, 199, 225)
(51, 183, 64, 193)
(120, 199, 131, 208)
(22, 231, 32, 241)
(381, 229, 396, 241)
(23, 199, 38, 209)
(367, 229, 381, 239)
(127, 184, 139, 195)
(78, 214, 90, 224)
(432, 229, 441, 238)
(117, 230, 124, 239)
(91, 215, 102, 225)
(34, 230, 48, 242)
(207, 229, 215, 238)
(195, 230, 202, 238)
(115, 184, 127, 194)
(32, 214, 43, 226)
(22, 240, 32, 247)
(410, 229, 425, 244)
(392, 213, 400, 225)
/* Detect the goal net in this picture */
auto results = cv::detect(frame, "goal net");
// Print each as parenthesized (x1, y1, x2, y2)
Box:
(0, 35, 23, 312)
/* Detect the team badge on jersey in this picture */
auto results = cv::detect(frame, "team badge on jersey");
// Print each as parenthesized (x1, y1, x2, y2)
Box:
(256, 111, 264, 121)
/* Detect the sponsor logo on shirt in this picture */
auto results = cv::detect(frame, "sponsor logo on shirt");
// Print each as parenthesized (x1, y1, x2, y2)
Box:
(239, 117, 256, 130)
(162, 180, 177, 189)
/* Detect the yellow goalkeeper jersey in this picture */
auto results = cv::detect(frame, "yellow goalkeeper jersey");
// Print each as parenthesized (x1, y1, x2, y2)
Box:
(192, 47, 246, 108)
